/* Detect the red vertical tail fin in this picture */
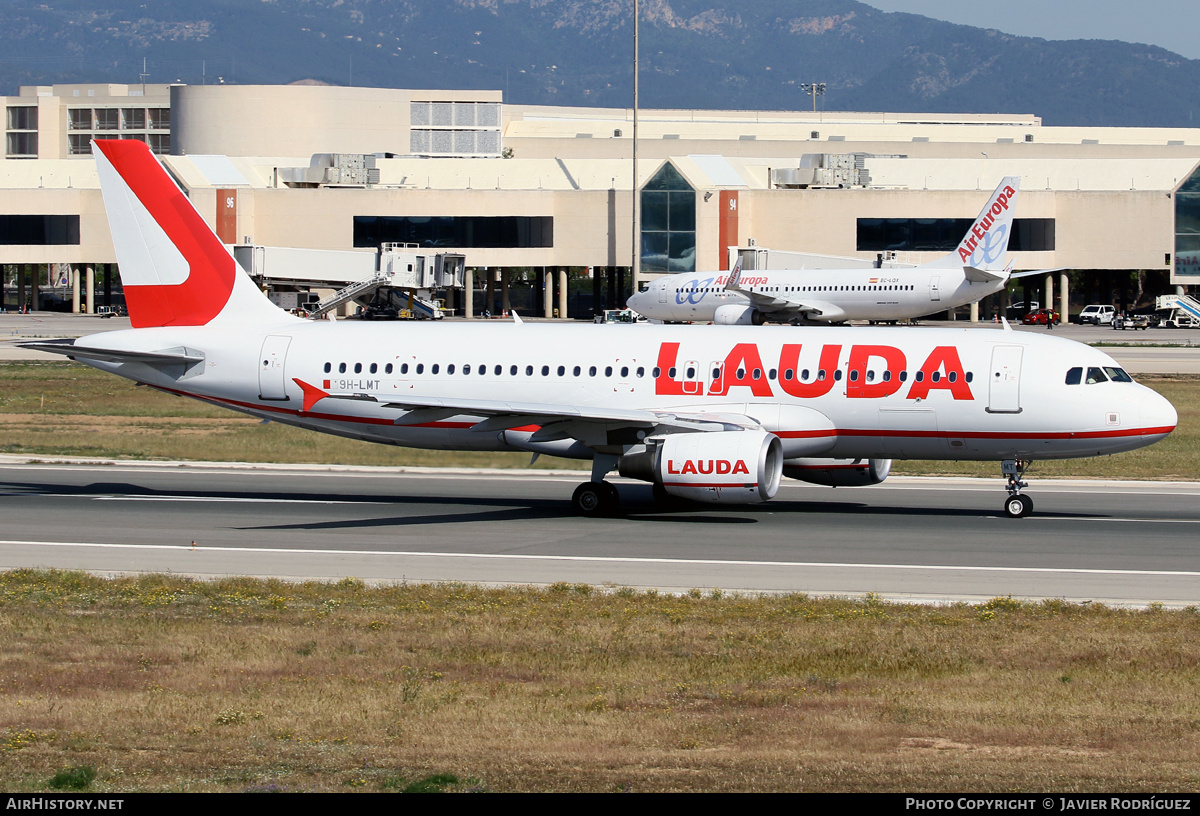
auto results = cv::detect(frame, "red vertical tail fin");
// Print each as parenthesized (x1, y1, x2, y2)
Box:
(92, 139, 291, 328)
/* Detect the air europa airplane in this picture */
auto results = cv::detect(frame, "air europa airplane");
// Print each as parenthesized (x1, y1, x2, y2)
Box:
(627, 176, 1048, 325)
(24, 141, 1178, 519)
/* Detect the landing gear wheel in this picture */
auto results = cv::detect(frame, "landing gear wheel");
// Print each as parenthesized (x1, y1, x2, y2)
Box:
(1000, 459, 1034, 519)
(573, 481, 618, 517)
(1003, 493, 1033, 519)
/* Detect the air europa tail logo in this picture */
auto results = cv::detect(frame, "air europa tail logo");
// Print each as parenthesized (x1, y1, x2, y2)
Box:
(958, 184, 1017, 265)
(667, 459, 750, 475)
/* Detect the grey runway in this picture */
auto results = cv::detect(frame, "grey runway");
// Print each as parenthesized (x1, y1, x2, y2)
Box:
(2, 461, 1198, 607)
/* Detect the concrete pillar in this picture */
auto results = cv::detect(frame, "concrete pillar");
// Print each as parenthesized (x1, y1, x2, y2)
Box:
(500, 269, 511, 315)
(30, 264, 40, 311)
(557, 267, 568, 320)
(85, 264, 95, 314)
(543, 266, 553, 318)
(463, 267, 474, 318)
(1045, 273, 1054, 315)
(1059, 271, 1069, 322)
(592, 267, 603, 317)
(969, 301, 979, 323)
(17, 265, 26, 312)
(71, 264, 80, 313)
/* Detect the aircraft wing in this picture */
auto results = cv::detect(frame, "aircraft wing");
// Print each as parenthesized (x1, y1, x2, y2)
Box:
(723, 257, 839, 319)
(18, 339, 205, 367)
(292, 379, 760, 441)
(743, 292, 844, 320)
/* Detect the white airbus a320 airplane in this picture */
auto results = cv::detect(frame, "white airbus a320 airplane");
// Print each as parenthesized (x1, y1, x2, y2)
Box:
(24, 142, 1177, 518)
(627, 176, 1044, 325)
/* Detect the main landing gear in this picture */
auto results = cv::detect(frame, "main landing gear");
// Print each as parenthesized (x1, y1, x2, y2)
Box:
(1001, 459, 1033, 518)
(572, 453, 622, 517)
(572, 481, 620, 517)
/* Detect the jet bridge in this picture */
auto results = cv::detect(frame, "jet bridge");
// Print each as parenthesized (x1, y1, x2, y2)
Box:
(731, 244, 918, 272)
(233, 243, 465, 319)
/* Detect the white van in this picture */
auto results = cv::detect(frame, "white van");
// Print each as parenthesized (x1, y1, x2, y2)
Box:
(1078, 304, 1115, 325)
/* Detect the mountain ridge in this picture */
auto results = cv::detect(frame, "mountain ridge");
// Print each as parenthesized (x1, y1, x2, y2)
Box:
(0, 0, 1197, 128)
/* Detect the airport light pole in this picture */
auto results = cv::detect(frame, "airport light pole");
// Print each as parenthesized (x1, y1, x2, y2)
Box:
(632, 0, 641, 295)
(799, 82, 826, 112)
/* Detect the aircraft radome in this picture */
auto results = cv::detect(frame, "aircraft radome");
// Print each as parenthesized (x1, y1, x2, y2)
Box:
(23, 141, 1178, 519)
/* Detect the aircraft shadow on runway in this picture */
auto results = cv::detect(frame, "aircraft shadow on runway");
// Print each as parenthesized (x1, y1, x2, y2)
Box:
(1, 478, 1112, 530)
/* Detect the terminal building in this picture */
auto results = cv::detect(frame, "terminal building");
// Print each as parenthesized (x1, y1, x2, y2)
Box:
(2, 81, 1199, 320)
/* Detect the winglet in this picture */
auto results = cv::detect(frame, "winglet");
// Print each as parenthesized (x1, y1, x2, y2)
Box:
(292, 378, 330, 413)
(512, 310, 523, 324)
(725, 255, 744, 291)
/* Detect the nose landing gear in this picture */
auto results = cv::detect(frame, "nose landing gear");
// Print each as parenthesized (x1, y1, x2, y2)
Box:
(1001, 459, 1033, 518)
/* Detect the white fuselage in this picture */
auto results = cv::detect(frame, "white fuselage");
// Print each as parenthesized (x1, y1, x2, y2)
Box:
(627, 266, 1008, 323)
(78, 321, 1175, 463)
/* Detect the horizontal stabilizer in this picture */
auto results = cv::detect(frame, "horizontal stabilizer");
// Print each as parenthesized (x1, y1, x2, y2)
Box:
(19, 339, 204, 367)
(1010, 267, 1069, 280)
(963, 264, 1007, 284)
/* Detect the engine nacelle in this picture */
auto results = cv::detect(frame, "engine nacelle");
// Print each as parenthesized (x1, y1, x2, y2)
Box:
(713, 304, 765, 326)
(620, 430, 783, 504)
(782, 458, 891, 487)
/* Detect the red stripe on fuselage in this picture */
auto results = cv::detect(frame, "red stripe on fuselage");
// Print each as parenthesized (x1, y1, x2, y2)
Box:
(149, 386, 1175, 445)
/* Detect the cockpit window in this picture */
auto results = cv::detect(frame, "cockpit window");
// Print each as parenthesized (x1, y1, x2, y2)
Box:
(1104, 367, 1133, 383)
(1065, 367, 1082, 385)
(1085, 367, 1108, 384)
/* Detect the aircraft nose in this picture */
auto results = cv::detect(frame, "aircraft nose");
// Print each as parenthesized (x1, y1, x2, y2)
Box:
(1141, 387, 1178, 437)
(627, 290, 645, 312)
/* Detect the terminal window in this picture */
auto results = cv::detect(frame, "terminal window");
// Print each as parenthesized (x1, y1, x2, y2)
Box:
(1175, 168, 1200, 276)
(856, 218, 1055, 253)
(353, 216, 553, 249)
(641, 162, 696, 274)
(0, 215, 80, 245)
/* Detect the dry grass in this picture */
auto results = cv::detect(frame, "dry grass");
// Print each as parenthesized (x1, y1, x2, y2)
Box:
(2, 572, 1200, 792)
(0, 362, 1195, 479)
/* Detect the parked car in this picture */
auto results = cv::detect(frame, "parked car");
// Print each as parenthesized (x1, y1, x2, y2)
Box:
(1111, 313, 1151, 330)
(1077, 304, 1115, 325)
(1021, 308, 1060, 325)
